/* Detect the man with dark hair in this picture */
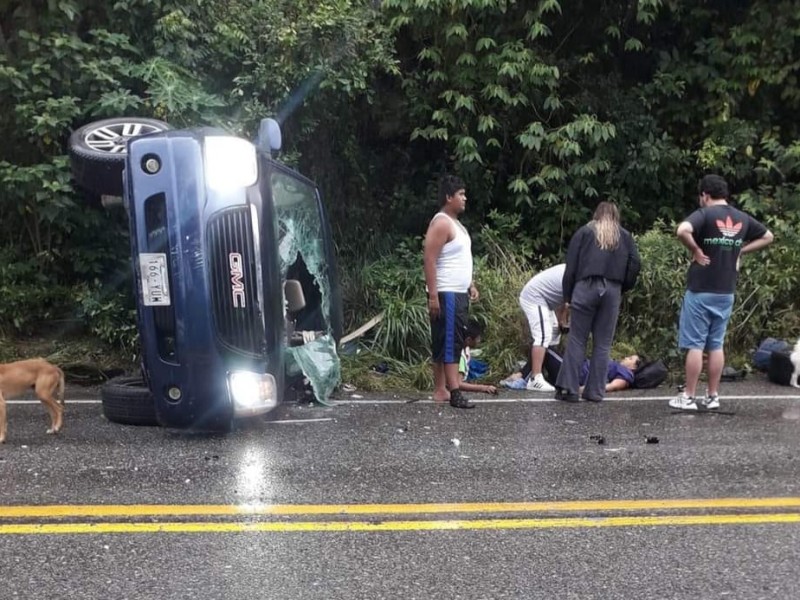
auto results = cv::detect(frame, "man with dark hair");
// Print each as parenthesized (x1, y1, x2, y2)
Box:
(423, 174, 479, 409)
(670, 174, 774, 411)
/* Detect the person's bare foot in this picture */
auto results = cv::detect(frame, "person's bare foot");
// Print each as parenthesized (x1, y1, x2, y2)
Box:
(432, 390, 450, 403)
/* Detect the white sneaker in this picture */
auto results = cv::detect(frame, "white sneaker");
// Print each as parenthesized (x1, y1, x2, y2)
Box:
(526, 374, 555, 392)
(669, 393, 699, 410)
(700, 394, 720, 410)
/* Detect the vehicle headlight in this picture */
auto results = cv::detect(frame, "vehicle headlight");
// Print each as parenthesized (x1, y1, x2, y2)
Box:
(204, 136, 258, 190)
(229, 371, 277, 413)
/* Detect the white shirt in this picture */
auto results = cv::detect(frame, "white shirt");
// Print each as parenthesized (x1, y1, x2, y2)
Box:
(520, 264, 566, 309)
(431, 212, 473, 292)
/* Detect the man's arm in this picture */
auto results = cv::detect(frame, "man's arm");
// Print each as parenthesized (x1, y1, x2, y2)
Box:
(458, 376, 497, 394)
(555, 303, 569, 326)
(561, 229, 583, 302)
(676, 221, 709, 265)
(605, 378, 630, 392)
(423, 219, 450, 318)
(740, 230, 774, 255)
(468, 281, 479, 301)
(622, 233, 641, 292)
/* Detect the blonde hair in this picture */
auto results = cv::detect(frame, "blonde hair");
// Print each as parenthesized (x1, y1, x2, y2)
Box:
(589, 201, 620, 251)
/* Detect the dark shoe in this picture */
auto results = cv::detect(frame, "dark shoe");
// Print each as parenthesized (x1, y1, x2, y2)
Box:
(555, 388, 579, 403)
(581, 395, 603, 403)
(449, 390, 475, 409)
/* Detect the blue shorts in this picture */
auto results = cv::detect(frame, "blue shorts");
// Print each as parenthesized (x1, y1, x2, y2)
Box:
(678, 291, 735, 351)
(430, 292, 469, 364)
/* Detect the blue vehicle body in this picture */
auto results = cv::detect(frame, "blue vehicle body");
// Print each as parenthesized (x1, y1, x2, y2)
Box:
(123, 127, 342, 430)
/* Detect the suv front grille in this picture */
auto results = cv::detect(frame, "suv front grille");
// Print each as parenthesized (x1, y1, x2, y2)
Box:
(207, 207, 265, 356)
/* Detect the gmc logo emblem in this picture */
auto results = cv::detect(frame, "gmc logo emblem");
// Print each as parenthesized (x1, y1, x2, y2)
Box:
(229, 253, 246, 308)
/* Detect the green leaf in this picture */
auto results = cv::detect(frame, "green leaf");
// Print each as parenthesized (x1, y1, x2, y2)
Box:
(528, 22, 552, 40)
(508, 178, 530, 193)
(476, 37, 498, 52)
(456, 52, 477, 66)
(624, 38, 644, 52)
(477, 115, 498, 133)
(445, 23, 469, 42)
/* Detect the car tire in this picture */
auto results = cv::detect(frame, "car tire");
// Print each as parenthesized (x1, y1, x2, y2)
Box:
(69, 117, 171, 197)
(100, 375, 159, 426)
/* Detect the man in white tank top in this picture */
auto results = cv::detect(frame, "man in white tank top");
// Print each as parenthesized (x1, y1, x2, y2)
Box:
(423, 174, 479, 409)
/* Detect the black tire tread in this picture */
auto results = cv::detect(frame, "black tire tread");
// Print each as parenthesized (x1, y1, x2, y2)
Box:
(101, 376, 159, 426)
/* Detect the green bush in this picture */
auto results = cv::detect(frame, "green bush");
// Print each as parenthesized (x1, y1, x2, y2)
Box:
(0, 248, 75, 333)
(73, 281, 139, 354)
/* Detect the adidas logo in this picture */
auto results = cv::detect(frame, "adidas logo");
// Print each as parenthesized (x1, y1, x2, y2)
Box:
(716, 215, 742, 238)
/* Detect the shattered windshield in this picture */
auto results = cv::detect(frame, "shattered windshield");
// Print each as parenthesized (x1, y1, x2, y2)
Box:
(271, 171, 340, 404)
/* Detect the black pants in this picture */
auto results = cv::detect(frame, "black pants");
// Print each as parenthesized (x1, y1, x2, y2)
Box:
(521, 347, 563, 385)
(555, 277, 621, 400)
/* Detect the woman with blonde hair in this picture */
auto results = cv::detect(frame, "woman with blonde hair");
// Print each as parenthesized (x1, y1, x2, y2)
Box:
(555, 201, 641, 403)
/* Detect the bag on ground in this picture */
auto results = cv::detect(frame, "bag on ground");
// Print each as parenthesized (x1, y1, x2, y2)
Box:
(633, 360, 668, 389)
(767, 350, 794, 386)
(753, 337, 791, 371)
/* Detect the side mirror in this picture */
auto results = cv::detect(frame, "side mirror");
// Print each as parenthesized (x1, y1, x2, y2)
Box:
(284, 279, 305, 313)
(255, 118, 282, 157)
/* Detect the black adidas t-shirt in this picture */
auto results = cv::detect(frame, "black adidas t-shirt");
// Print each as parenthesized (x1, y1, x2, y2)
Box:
(685, 204, 768, 294)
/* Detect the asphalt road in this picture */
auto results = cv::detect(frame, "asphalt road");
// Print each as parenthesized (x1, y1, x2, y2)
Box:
(1, 377, 799, 600)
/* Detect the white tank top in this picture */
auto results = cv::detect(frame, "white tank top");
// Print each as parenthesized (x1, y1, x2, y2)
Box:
(431, 212, 473, 292)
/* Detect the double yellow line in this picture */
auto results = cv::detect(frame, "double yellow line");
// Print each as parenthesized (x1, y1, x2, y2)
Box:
(1, 497, 799, 535)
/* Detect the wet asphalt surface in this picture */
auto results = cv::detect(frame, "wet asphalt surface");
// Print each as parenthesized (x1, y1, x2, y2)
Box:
(1, 376, 799, 599)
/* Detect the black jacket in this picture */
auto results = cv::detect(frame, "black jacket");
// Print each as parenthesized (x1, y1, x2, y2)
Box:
(562, 224, 640, 302)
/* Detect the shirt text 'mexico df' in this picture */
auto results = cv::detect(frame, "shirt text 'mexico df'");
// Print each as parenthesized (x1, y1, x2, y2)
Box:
(685, 204, 768, 294)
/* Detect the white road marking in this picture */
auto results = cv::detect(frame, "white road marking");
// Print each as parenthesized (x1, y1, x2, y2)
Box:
(6, 399, 102, 405)
(6, 394, 800, 407)
(267, 418, 335, 424)
(333, 394, 800, 405)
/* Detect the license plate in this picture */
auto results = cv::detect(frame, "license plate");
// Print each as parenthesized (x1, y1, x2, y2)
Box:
(140, 253, 171, 306)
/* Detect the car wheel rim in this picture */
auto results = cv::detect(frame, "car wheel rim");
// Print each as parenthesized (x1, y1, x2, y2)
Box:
(84, 122, 165, 154)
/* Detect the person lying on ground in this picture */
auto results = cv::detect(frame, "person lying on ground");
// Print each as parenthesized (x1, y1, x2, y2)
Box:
(501, 349, 642, 392)
(580, 353, 642, 392)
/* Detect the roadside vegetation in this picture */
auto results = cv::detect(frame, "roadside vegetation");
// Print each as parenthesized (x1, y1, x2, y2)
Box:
(1, 1, 799, 388)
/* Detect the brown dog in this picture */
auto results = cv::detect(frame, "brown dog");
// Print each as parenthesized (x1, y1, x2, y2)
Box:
(0, 358, 65, 444)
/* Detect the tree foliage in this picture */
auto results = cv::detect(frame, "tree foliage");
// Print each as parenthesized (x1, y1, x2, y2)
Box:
(1, 0, 799, 369)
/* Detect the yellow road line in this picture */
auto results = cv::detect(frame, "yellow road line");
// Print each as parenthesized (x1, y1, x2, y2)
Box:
(2, 497, 800, 518)
(1, 513, 799, 535)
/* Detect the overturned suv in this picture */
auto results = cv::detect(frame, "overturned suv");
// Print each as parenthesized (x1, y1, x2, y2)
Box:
(69, 117, 343, 430)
